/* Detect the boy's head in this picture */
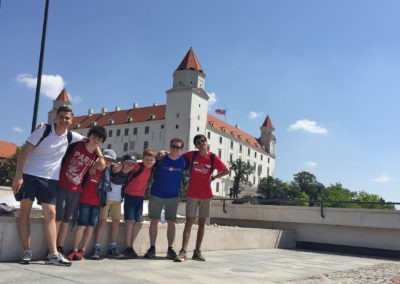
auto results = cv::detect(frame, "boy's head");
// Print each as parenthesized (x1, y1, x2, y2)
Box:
(193, 134, 207, 148)
(87, 126, 107, 143)
(55, 106, 73, 129)
(142, 148, 156, 168)
(122, 154, 137, 171)
(103, 149, 116, 166)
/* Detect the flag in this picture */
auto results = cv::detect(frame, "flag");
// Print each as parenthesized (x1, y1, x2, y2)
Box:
(215, 108, 226, 115)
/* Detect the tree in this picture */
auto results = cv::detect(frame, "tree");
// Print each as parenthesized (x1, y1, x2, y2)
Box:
(292, 171, 325, 205)
(323, 183, 358, 208)
(355, 191, 395, 210)
(229, 158, 255, 199)
(0, 148, 20, 186)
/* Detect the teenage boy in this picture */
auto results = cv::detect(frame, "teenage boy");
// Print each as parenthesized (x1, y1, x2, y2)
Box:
(66, 149, 116, 261)
(12, 106, 82, 266)
(56, 126, 107, 255)
(91, 154, 136, 259)
(123, 148, 156, 258)
(175, 134, 229, 262)
(144, 138, 189, 259)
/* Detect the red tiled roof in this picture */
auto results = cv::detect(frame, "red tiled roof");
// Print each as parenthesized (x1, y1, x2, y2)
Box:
(56, 88, 70, 103)
(0, 141, 18, 159)
(262, 115, 274, 128)
(70, 105, 167, 129)
(207, 114, 267, 153)
(176, 48, 204, 74)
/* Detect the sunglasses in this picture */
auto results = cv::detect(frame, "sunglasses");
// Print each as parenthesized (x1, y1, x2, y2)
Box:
(196, 139, 206, 146)
(170, 144, 182, 149)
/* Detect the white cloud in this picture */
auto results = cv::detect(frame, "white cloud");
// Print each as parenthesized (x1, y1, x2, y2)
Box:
(13, 127, 23, 133)
(207, 92, 217, 106)
(372, 173, 390, 183)
(16, 73, 65, 100)
(69, 94, 82, 103)
(305, 161, 317, 168)
(249, 111, 264, 120)
(288, 119, 327, 134)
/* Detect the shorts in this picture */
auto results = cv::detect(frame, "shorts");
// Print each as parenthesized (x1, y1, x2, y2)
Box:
(186, 198, 211, 219)
(148, 195, 179, 221)
(56, 185, 80, 223)
(99, 200, 122, 221)
(77, 202, 100, 227)
(17, 174, 58, 204)
(124, 195, 144, 222)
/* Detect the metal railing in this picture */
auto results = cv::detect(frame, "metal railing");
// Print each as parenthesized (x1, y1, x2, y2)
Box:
(212, 198, 400, 218)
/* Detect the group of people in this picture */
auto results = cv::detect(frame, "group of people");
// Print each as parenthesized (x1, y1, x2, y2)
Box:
(11, 106, 229, 266)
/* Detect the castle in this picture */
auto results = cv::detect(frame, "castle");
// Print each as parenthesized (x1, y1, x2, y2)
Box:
(48, 48, 276, 197)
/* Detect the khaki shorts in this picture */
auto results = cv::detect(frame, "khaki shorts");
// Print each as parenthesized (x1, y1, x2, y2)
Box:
(186, 198, 211, 219)
(99, 200, 122, 221)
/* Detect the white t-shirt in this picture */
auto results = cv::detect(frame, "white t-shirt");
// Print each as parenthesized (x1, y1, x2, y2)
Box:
(23, 124, 83, 180)
(107, 182, 122, 202)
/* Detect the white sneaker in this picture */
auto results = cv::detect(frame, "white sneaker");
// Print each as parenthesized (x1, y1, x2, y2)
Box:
(45, 252, 72, 266)
(20, 250, 32, 264)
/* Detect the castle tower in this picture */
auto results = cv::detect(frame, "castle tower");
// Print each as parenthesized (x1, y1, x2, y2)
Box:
(48, 88, 71, 123)
(259, 115, 276, 156)
(165, 48, 209, 151)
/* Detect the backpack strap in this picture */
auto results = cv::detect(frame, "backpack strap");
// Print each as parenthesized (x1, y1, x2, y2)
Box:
(61, 141, 80, 167)
(67, 130, 73, 144)
(35, 124, 52, 147)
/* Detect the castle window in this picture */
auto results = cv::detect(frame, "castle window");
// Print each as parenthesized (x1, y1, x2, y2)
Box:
(90, 121, 97, 127)
(107, 144, 111, 149)
(145, 126, 150, 134)
(218, 149, 222, 158)
(74, 123, 80, 129)
(124, 128, 129, 136)
(129, 141, 135, 150)
(126, 116, 133, 123)
(108, 119, 114, 125)
(161, 124, 164, 129)
(216, 182, 219, 193)
(230, 153, 233, 162)
(176, 113, 180, 118)
(230, 141, 233, 149)
(254, 152, 257, 158)
(116, 129, 121, 137)
(133, 127, 138, 135)
(247, 149, 250, 156)
(261, 154, 263, 161)
(207, 131, 211, 139)
(219, 137, 222, 144)
(108, 130, 113, 137)
(175, 124, 179, 129)
(143, 141, 149, 150)
(123, 143, 128, 151)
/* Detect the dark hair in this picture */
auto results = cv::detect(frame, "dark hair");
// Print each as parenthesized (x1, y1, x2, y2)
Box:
(87, 126, 107, 142)
(57, 106, 73, 116)
(193, 134, 207, 146)
(170, 137, 184, 148)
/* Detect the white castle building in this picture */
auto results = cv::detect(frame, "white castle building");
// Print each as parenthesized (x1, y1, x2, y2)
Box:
(49, 48, 276, 197)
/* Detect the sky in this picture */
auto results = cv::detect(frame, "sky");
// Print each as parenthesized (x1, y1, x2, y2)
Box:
(1, 0, 400, 202)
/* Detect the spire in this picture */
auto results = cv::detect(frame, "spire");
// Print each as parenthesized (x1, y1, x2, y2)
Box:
(262, 115, 274, 129)
(56, 88, 70, 103)
(176, 47, 204, 74)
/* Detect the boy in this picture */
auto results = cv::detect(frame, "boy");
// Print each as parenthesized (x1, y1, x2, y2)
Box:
(175, 134, 229, 262)
(56, 126, 107, 255)
(91, 153, 136, 259)
(144, 138, 189, 259)
(12, 106, 82, 266)
(123, 148, 156, 258)
(66, 149, 116, 260)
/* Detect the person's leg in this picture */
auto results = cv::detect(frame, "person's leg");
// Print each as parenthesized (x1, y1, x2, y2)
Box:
(149, 219, 158, 246)
(147, 195, 163, 247)
(131, 222, 142, 245)
(195, 218, 206, 250)
(18, 199, 33, 251)
(130, 197, 143, 246)
(181, 218, 194, 252)
(57, 222, 70, 248)
(181, 198, 198, 252)
(42, 203, 58, 254)
(164, 197, 179, 248)
(166, 220, 176, 248)
(81, 226, 94, 251)
(73, 226, 86, 251)
(124, 220, 134, 247)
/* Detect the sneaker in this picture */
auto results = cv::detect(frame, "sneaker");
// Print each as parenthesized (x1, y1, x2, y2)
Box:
(144, 247, 156, 259)
(174, 248, 186, 262)
(192, 249, 206, 261)
(90, 247, 101, 260)
(66, 250, 77, 261)
(123, 247, 138, 259)
(20, 250, 32, 264)
(74, 250, 85, 260)
(45, 252, 72, 266)
(108, 247, 124, 259)
(166, 247, 177, 260)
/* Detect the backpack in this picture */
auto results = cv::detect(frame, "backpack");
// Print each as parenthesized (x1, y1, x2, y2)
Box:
(121, 163, 145, 200)
(97, 166, 112, 207)
(35, 123, 73, 147)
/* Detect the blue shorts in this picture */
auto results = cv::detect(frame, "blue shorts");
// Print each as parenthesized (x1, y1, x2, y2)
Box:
(124, 195, 144, 222)
(17, 174, 58, 205)
(77, 202, 100, 227)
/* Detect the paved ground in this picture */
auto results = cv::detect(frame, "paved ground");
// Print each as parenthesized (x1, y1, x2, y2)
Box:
(1, 249, 399, 284)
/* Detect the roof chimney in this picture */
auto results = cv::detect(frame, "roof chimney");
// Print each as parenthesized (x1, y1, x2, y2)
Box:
(133, 102, 139, 109)
(101, 107, 107, 115)
(115, 106, 120, 111)
(88, 108, 94, 116)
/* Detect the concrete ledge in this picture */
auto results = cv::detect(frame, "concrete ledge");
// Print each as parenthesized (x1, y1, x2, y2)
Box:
(0, 216, 296, 262)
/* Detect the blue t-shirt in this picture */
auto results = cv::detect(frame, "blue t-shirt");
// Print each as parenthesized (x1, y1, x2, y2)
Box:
(150, 155, 188, 198)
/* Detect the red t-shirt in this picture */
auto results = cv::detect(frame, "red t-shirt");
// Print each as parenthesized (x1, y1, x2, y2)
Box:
(124, 163, 152, 197)
(79, 169, 102, 206)
(58, 142, 98, 192)
(182, 151, 227, 199)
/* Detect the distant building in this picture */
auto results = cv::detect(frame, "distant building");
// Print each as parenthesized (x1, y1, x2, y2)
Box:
(0, 141, 17, 166)
(50, 48, 276, 197)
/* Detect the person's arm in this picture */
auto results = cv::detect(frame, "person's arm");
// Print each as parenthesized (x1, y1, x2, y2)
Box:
(112, 163, 122, 174)
(12, 142, 34, 193)
(210, 168, 229, 183)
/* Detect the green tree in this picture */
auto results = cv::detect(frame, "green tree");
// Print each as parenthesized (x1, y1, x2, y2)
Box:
(355, 190, 395, 210)
(0, 148, 20, 186)
(323, 183, 357, 208)
(229, 158, 255, 199)
(292, 171, 325, 205)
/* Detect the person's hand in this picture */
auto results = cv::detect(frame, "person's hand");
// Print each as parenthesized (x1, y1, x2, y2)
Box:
(12, 176, 23, 194)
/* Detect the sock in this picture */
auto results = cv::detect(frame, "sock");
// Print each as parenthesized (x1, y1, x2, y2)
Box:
(110, 243, 117, 249)
(94, 243, 101, 249)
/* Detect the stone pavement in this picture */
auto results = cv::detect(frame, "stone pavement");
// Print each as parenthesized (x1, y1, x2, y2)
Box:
(0, 249, 399, 284)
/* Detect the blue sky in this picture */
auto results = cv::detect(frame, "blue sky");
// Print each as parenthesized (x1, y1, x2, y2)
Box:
(1, 0, 400, 202)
